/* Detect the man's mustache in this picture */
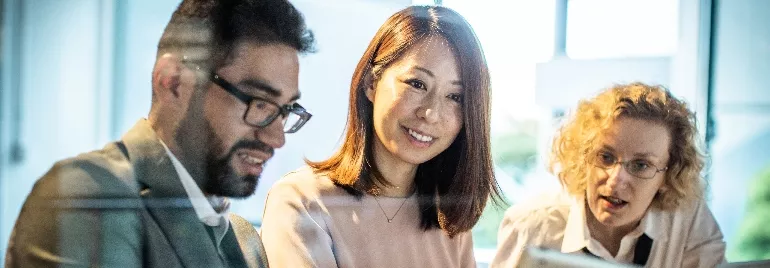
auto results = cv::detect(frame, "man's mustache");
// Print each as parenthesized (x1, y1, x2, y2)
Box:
(227, 139, 274, 158)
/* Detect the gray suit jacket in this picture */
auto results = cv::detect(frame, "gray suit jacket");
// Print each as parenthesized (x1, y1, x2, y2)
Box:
(5, 120, 269, 268)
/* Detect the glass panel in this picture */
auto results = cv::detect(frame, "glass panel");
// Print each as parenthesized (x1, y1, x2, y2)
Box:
(566, 0, 679, 59)
(439, 0, 556, 258)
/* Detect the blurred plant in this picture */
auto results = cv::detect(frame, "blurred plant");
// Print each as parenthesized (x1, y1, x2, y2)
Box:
(491, 119, 538, 183)
(730, 165, 770, 261)
(472, 197, 512, 249)
(473, 118, 538, 249)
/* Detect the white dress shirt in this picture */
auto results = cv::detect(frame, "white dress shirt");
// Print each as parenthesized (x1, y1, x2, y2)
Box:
(490, 190, 726, 268)
(159, 140, 230, 247)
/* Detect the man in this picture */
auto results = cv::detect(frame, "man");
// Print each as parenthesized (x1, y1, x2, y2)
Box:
(5, 0, 314, 267)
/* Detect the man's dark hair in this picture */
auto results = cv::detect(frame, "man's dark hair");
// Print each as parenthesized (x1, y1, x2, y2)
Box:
(157, 0, 315, 70)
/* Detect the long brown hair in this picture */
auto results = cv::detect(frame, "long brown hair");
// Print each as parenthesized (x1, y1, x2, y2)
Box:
(307, 5, 501, 236)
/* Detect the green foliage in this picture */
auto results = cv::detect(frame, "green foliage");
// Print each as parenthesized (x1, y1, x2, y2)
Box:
(472, 119, 538, 249)
(491, 120, 538, 183)
(472, 198, 512, 249)
(493, 132, 537, 169)
(730, 165, 770, 261)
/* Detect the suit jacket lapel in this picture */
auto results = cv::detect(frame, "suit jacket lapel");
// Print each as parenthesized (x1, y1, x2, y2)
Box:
(229, 214, 269, 268)
(219, 226, 250, 268)
(121, 119, 223, 267)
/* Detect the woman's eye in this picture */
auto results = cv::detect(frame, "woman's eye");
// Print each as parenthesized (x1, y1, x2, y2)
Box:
(598, 152, 616, 166)
(447, 93, 463, 103)
(629, 160, 651, 172)
(405, 79, 426, 90)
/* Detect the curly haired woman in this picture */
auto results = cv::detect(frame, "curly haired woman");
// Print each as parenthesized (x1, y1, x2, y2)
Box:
(491, 82, 725, 267)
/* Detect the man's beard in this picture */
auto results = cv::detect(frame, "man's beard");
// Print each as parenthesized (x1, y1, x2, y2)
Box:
(174, 82, 273, 198)
(204, 138, 274, 198)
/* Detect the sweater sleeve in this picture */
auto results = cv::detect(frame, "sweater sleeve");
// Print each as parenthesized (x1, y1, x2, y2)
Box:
(260, 175, 338, 268)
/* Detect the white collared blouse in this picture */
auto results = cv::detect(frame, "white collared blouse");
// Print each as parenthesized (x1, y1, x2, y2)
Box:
(490, 191, 726, 268)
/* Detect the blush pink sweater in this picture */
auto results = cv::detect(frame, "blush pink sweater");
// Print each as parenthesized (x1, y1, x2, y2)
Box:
(260, 166, 476, 268)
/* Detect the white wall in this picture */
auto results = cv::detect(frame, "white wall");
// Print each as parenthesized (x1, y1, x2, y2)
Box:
(0, 0, 113, 260)
(112, 0, 179, 138)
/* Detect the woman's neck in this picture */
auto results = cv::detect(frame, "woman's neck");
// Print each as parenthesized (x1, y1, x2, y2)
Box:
(585, 202, 639, 257)
(371, 141, 417, 197)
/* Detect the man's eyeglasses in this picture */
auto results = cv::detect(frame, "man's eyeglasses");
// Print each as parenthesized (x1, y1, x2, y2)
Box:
(181, 57, 311, 133)
(592, 151, 668, 180)
(208, 73, 311, 133)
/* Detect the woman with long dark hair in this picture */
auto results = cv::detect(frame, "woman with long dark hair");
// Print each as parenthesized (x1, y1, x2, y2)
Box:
(260, 5, 501, 268)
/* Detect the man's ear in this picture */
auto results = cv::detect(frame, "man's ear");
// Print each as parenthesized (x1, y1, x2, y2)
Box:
(152, 54, 184, 101)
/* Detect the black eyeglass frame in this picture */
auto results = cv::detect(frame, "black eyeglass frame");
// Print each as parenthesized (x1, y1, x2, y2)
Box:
(180, 56, 311, 133)
(208, 73, 312, 133)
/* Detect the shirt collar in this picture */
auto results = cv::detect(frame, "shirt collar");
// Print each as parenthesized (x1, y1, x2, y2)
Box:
(158, 139, 230, 227)
(561, 195, 591, 253)
(561, 194, 654, 253)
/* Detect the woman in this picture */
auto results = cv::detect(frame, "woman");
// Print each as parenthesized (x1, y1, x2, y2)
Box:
(260, 5, 502, 268)
(491, 82, 726, 267)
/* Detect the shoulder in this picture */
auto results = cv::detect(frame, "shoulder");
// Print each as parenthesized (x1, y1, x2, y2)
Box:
(30, 142, 138, 200)
(279, 166, 332, 188)
(272, 166, 340, 193)
(648, 198, 723, 241)
(501, 190, 572, 232)
(647, 198, 715, 229)
(261, 167, 343, 241)
(492, 191, 573, 267)
(267, 166, 346, 204)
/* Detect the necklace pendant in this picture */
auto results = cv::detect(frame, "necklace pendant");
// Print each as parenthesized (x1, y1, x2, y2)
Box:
(387, 219, 393, 223)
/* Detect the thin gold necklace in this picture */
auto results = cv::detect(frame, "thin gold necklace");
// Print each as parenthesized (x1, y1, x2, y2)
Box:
(372, 190, 414, 223)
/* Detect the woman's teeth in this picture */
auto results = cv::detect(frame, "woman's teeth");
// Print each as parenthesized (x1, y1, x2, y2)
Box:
(603, 196, 626, 205)
(408, 129, 434, 142)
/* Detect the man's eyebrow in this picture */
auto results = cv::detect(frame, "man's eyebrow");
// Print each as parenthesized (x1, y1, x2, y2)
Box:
(239, 79, 300, 102)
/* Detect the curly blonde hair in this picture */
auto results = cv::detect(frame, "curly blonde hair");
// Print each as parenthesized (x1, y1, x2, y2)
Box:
(550, 82, 705, 210)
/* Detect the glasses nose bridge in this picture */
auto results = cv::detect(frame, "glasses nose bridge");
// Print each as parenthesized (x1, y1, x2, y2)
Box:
(617, 160, 630, 172)
(615, 160, 656, 180)
(605, 159, 635, 178)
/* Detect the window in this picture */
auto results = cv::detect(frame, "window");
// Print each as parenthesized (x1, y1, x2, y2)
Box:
(567, 0, 679, 59)
(437, 0, 557, 260)
(436, 0, 682, 264)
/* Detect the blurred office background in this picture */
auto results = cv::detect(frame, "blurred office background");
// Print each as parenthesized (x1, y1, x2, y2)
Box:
(1, 0, 769, 266)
